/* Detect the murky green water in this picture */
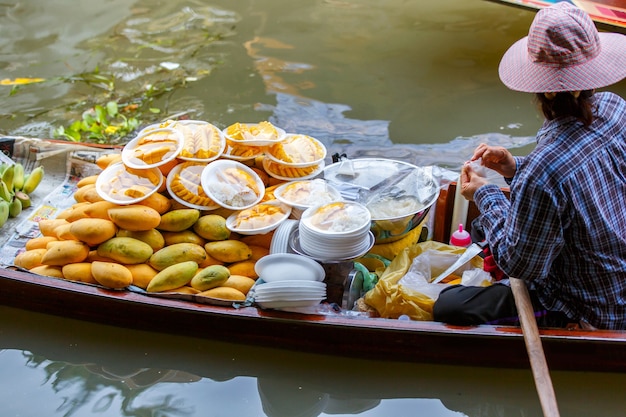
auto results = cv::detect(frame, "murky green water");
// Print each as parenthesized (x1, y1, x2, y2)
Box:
(1, 1, 626, 416)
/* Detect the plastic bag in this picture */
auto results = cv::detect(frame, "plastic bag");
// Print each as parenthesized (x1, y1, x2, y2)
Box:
(363, 240, 484, 320)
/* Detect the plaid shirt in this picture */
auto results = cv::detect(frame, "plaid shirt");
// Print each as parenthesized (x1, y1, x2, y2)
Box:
(474, 92, 626, 330)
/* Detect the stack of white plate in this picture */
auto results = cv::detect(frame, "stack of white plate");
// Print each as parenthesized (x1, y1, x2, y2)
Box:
(254, 280, 327, 309)
(298, 201, 372, 260)
(253, 253, 327, 309)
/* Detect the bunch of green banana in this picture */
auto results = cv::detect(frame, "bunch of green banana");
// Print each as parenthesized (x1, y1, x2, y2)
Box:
(0, 162, 45, 228)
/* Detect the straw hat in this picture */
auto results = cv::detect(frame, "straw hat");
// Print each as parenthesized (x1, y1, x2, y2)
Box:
(498, 2, 626, 93)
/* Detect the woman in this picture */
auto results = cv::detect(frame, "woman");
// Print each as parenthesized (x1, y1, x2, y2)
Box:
(433, 3, 626, 330)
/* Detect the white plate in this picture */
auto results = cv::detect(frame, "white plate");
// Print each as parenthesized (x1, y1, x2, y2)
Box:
(225, 201, 291, 235)
(223, 122, 286, 146)
(201, 159, 265, 210)
(264, 134, 326, 167)
(255, 286, 326, 296)
(170, 120, 226, 162)
(262, 158, 325, 181)
(221, 142, 265, 161)
(273, 179, 343, 210)
(256, 299, 324, 309)
(269, 219, 298, 254)
(289, 229, 375, 263)
(122, 127, 184, 169)
(258, 280, 327, 289)
(95, 162, 163, 205)
(255, 253, 325, 283)
(166, 162, 220, 210)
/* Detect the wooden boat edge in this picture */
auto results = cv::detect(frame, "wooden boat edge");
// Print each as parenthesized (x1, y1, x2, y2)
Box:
(2, 265, 625, 373)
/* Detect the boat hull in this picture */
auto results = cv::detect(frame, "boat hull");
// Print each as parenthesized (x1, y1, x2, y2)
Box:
(2, 266, 625, 373)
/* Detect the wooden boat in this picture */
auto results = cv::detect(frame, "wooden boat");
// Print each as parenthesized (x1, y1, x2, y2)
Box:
(485, 0, 626, 33)
(0, 138, 625, 374)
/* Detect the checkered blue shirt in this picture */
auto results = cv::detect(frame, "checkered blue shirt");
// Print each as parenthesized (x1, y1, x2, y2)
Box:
(475, 92, 626, 330)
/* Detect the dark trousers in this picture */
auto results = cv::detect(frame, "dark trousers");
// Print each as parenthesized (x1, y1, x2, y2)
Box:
(433, 283, 571, 327)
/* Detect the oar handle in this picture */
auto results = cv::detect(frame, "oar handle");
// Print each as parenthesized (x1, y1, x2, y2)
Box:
(510, 277, 560, 417)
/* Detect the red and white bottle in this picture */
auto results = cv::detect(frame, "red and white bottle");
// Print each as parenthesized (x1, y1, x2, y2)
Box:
(449, 223, 472, 247)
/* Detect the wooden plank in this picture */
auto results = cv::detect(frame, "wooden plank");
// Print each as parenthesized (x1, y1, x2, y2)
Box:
(485, 0, 626, 33)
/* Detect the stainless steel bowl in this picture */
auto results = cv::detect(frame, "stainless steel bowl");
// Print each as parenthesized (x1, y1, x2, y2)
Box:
(323, 158, 440, 244)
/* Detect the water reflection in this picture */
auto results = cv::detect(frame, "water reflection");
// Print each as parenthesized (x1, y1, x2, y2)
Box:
(4, 306, 626, 417)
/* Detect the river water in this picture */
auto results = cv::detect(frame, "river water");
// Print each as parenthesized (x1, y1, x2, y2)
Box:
(1, 0, 626, 416)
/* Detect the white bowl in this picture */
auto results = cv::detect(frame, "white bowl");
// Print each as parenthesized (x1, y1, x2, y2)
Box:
(265, 134, 327, 167)
(300, 201, 371, 236)
(256, 299, 324, 309)
(122, 127, 184, 169)
(95, 162, 163, 205)
(226, 201, 291, 235)
(201, 159, 265, 210)
(258, 280, 327, 289)
(262, 158, 325, 181)
(168, 120, 226, 162)
(223, 122, 286, 146)
(221, 142, 265, 161)
(254, 253, 325, 283)
(166, 162, 220, 210)
(273, 179, 343, 210)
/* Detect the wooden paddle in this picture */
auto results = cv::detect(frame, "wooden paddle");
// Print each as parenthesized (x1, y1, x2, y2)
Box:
(510, 277, 561, 417)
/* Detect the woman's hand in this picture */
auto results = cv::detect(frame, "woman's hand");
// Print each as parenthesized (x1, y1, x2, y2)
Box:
(460, 163, 489, 201)
(471, 143, 517, 178)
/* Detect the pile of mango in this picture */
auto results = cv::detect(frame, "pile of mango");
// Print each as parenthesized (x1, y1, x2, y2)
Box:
(13, 153, 284, 303)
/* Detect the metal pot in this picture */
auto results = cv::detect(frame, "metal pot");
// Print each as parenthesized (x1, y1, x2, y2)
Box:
(323, 158, 440, 244)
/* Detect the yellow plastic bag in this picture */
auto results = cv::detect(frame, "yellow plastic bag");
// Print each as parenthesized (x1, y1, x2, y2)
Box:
(363, 240, 484, 321)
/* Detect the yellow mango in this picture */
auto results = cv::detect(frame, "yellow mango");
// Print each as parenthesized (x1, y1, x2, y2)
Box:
(146, 261, 198, 292)
(239, 231, 274, 249)
(54, 223, 79, 241)
(14, 248, 47, 270)
(38, 219, 70, 237)
(82, 201, 119, 220)
(162, 286, 200, 295)
(157, 208, 200, 232)
(86, 249, 116, 263)
(193, 214, 230, 241)
(149, 242, 207, 271)
(161, 230, 206, 247)
(116, 228, 165, 252)
(169, 198, 189, 211)
(125, 263, 159, 289)
(97, 237, 153, 264)
(248, 244, 270, 261)
(96, 153, 122, 169)
(198, 253, 224, 267)
(190, 264, 230, 291)
(227, 260, 258, 279)
(69, 218, 117, 246)
(137, 192, 171, 214)
(222, 274, 256, 295)
(74, 184, 104, 203)
(204, 240, 252, 263)
(76, 175, 99, 188)
(29, 265, 64, 279)
(63, 205, 92, 222)
(91, 261, 133, 289)
(108, 205, 161, 231)
(25, 236, 58, 251)
(62, 262, 98, 284)
(209, 207, 236, 219)
(197, 286, 246, 301)
(41, 240, 90, 266)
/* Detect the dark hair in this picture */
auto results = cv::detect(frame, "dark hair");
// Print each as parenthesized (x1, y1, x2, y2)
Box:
(535, 90, 595, 126)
